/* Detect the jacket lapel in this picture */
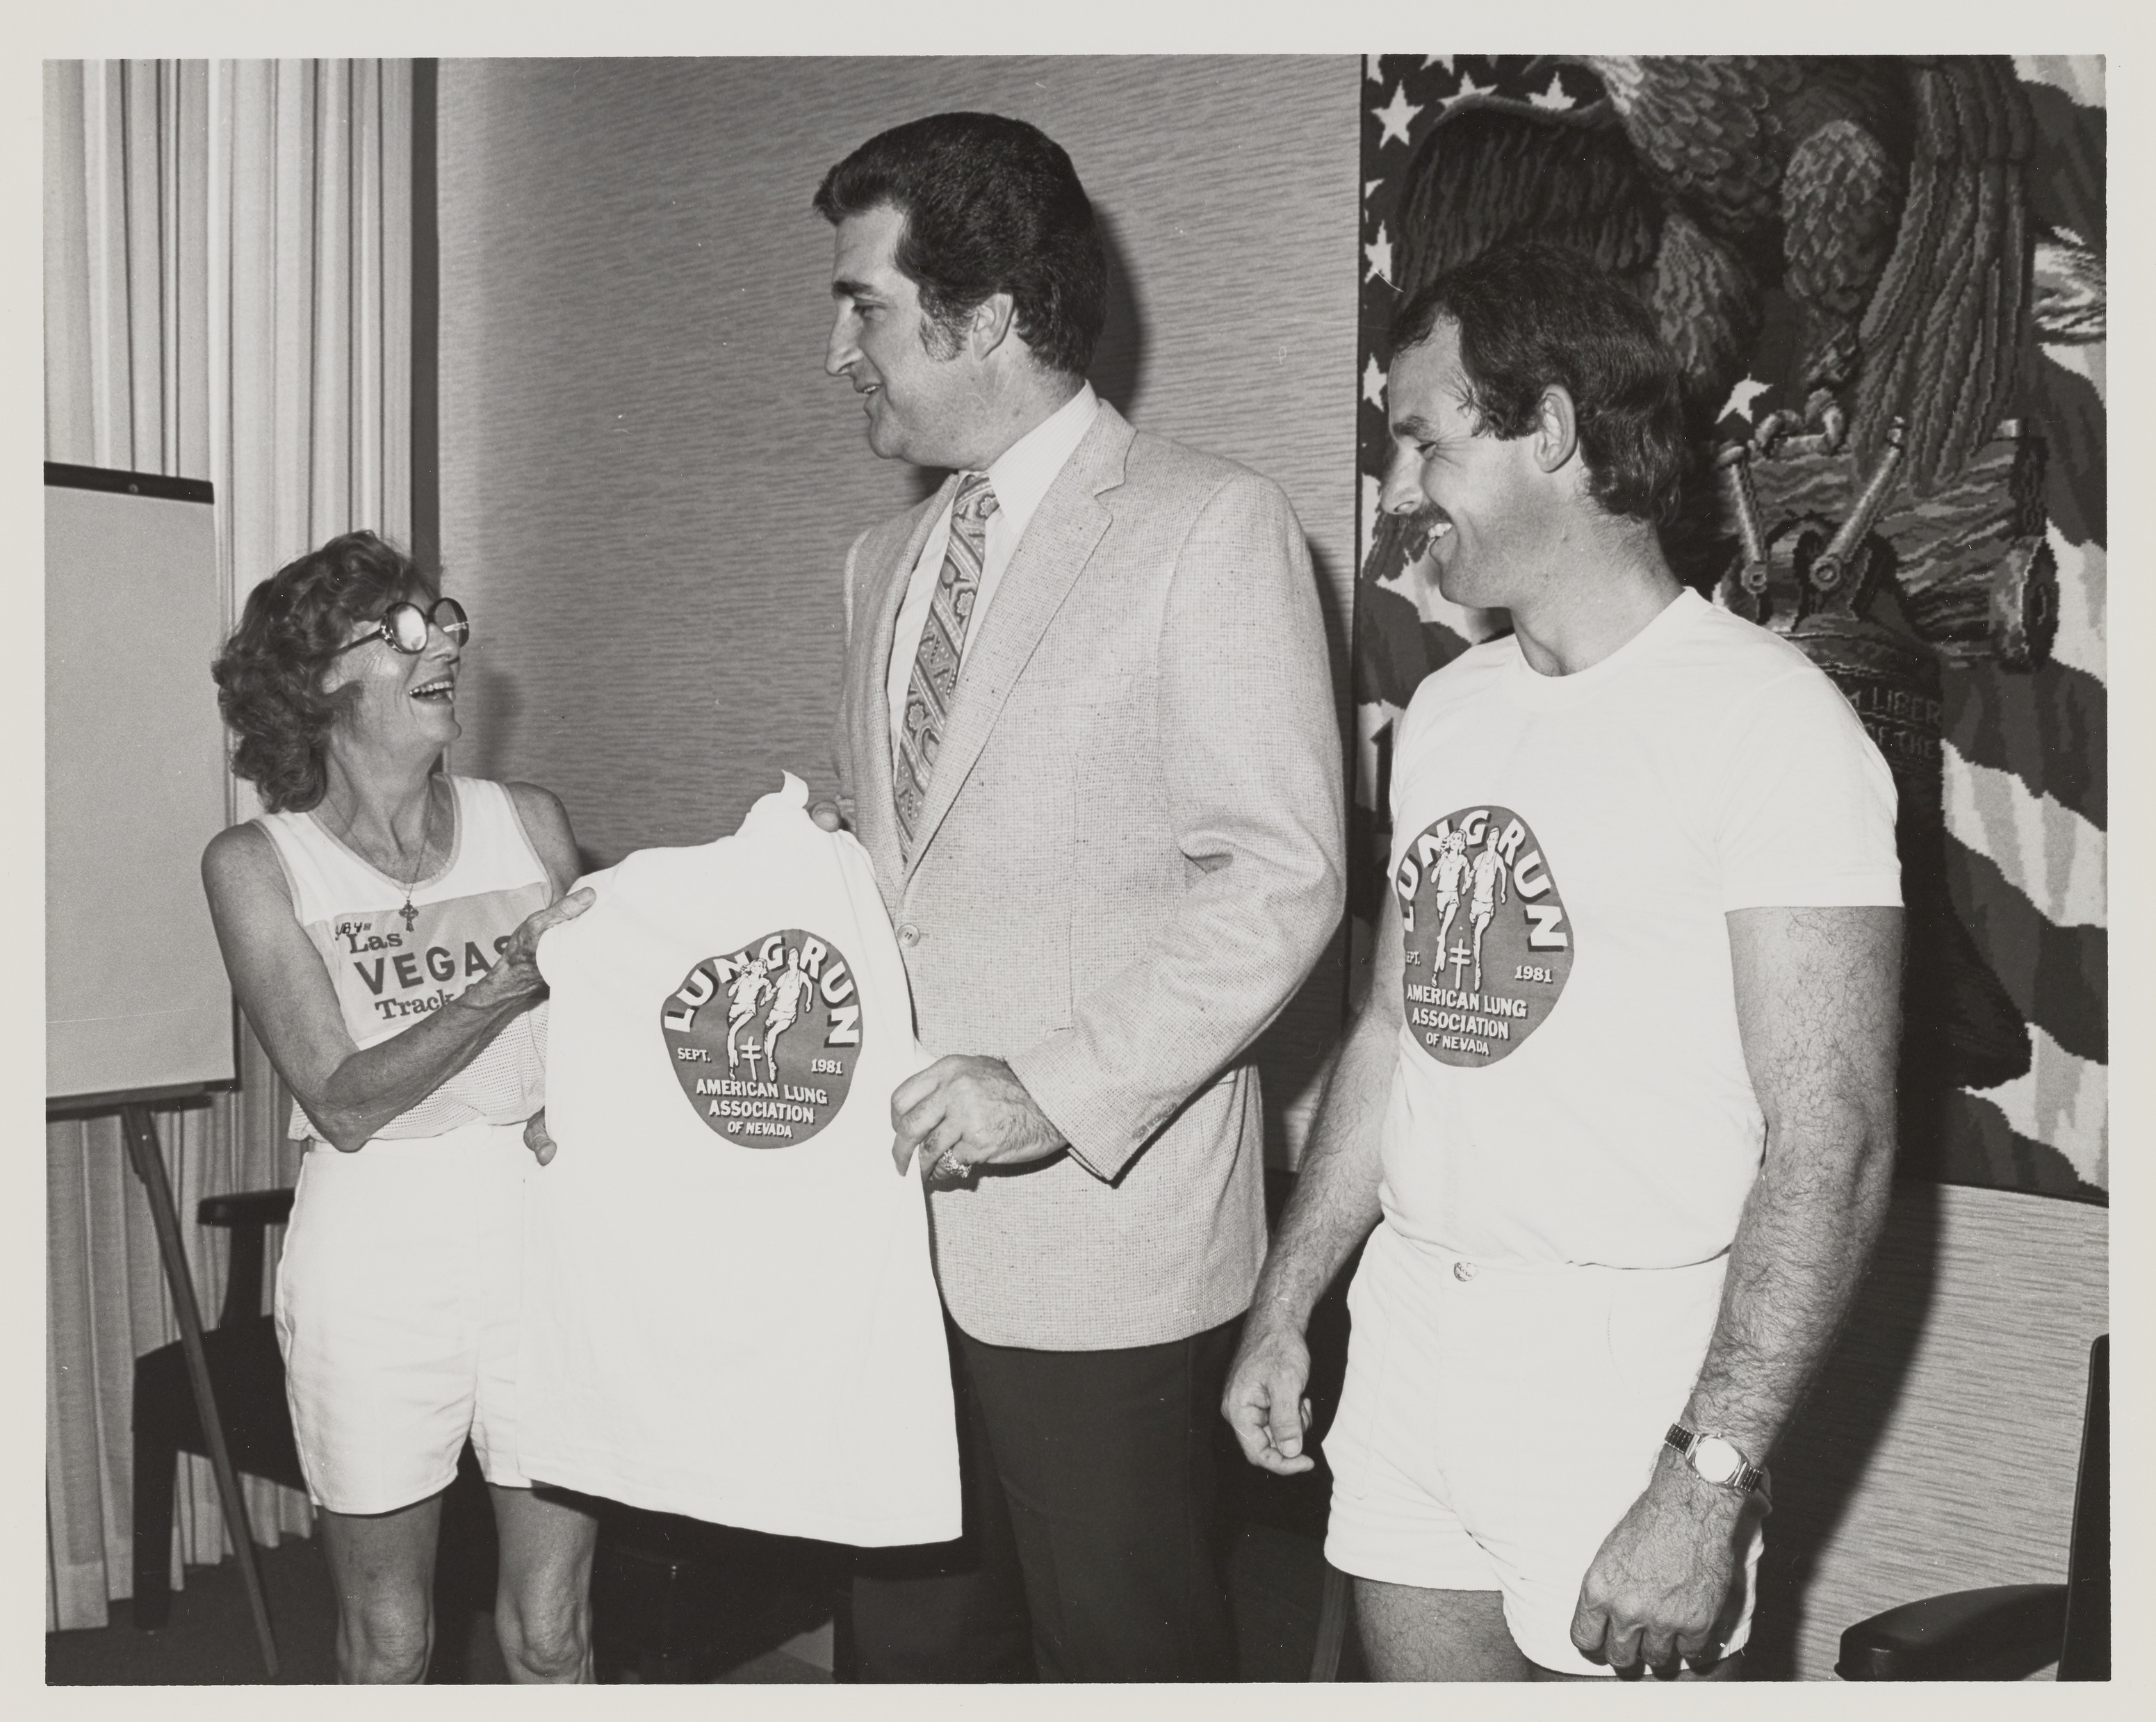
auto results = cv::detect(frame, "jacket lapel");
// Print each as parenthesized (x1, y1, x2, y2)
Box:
(854, 477, 955, 902)
(901, 403, 1136, 884)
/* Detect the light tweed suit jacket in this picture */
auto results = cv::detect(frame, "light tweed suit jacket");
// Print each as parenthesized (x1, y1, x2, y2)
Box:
(835, 400, 1345, 1350)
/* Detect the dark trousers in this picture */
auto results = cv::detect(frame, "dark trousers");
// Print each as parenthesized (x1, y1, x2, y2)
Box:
(847, 1315, 1240, 1682)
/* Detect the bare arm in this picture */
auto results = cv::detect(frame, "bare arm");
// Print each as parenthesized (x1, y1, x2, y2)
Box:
(1570, 902, 1903, 1670)
(202, 813, 592, 1153)
(505, 780, 582, 897)
(1679, 904, 1904, 1448)
(1220, 890, 1403, 1474)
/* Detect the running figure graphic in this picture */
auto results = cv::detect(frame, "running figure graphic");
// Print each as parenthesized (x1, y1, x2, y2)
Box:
(1467, 827, 1510, 994)
(725, 954, 774, 1076)
(761, 945, 817, 1078)
(1429, 829, 1470, 964)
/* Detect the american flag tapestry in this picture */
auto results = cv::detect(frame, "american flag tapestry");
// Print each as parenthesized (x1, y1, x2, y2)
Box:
(1354, 56, 2106, 1201)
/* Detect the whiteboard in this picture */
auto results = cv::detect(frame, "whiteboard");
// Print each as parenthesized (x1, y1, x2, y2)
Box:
(46, 466, 236, 1102)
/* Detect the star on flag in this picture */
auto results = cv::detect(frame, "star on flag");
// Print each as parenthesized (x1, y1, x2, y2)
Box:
(1362, 355, 1387, 410)
(1718, 375, 1775, 424)
(1528, 71, 1576, 111)
(1444, 70, 1491, 107)
(1372, 82, 1423, 148)
(1364, 222, 1394, 284)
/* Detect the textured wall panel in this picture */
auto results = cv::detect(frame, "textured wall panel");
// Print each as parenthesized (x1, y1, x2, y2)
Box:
(438, 56, 1357, 866)
(1753, 1182, 2107, 1679)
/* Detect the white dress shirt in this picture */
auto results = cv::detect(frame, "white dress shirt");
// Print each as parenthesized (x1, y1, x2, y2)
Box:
(885, 383, 1101, 762)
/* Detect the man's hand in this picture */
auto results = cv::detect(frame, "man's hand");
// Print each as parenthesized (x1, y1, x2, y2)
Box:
(524, 1107, 558, 1167)
(1569, 1456, 1754, 1674)
(809, 799, 848, 833)
(891, 1055, 1065, 1183)
(1222, 1320, 1316, 1475)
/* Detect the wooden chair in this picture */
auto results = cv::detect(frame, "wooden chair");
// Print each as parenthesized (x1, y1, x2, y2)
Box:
(130, 1187, 303, 1630)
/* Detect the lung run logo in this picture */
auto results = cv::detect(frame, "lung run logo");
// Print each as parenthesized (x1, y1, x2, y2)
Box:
(1394, 806, 1573, 1067)
(658, 929, 862, 1146)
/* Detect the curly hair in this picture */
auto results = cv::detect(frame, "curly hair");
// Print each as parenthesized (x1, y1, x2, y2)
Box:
(1389, 243, 1692, 527)
(211, 531, 434, 813)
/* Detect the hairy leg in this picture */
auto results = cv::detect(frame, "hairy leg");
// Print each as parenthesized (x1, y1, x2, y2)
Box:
(491, 1484, 600, 1684)
(318, 1494, 445, 1684)
(1354, 1580, 1535, 1682)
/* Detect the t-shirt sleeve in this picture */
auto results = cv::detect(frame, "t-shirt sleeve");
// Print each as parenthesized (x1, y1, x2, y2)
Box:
(1711, 662, 1903, 911)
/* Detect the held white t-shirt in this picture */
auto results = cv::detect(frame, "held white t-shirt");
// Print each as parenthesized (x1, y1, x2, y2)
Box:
(1381, 590, 1902, 1269)
(516, 774, 958, 1546)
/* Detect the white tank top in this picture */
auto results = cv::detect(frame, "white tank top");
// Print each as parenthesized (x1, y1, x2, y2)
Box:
(515, 774, 960, 1546)
(254, 775, 553, 1143)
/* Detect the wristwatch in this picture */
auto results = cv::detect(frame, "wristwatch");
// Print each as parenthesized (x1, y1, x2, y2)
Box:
(1664, 1424, 1765, 1495)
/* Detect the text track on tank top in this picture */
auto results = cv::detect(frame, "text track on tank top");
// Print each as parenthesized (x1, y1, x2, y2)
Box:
(660, 929, 863, 1146)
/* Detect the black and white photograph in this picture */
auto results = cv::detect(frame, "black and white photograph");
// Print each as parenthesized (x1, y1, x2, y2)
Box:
(31, 26, 2117, 1693)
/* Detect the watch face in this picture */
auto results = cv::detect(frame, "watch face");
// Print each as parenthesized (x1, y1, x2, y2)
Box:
(1693, 1436, 1743, 1484)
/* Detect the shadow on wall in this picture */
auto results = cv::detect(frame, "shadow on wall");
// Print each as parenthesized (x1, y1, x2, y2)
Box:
(1745, 1174, 1943, 1678)
(903, 209, 1148, 505)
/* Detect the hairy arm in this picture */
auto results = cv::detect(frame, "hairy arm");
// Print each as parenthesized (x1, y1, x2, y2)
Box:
(203, 813, 591, 1154)
(1570, 902, 1903, 1670)
(1681, 904, 1904, 1447)
(1221, 891, 1403, 1472)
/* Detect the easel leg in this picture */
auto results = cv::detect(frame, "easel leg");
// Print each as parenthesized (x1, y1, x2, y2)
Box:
(120, 1104, 281, 1678)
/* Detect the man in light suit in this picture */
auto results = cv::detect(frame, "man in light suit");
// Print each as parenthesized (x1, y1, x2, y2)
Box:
(811, 113, 1344, 1682)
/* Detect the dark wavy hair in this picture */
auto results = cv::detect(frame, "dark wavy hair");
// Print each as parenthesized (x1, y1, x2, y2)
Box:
(211, 531, 434, 813)
(1389, 243, 1691, 526)
(813, 111, 1108, 378)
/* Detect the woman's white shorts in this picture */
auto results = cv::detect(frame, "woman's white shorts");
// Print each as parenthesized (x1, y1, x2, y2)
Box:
(274, 1119, 534, 1516)
(1322, 1221, 1765, 1676)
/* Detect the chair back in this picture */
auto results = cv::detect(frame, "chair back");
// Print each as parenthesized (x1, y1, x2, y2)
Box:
(2058, 1333, 2108, 1680)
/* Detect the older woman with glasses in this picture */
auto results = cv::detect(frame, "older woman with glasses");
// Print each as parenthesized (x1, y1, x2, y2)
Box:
(204, 530, 596, 1683)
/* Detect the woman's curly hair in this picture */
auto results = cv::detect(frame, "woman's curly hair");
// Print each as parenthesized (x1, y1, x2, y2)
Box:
(212, 531, 434, 813)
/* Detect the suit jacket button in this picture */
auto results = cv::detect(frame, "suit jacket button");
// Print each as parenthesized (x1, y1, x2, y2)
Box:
(899, 923, 920, 946)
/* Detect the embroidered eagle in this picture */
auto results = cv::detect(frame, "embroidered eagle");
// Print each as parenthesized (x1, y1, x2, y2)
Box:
(1381, 56, 2034, 496)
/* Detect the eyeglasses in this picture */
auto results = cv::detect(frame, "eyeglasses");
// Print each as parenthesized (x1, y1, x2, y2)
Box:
(329, 596, 471, 657)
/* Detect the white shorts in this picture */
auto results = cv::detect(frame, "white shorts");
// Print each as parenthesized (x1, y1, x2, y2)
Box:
(1323, 1221, 1765, 1675)
(274, 1119, 534, 1515)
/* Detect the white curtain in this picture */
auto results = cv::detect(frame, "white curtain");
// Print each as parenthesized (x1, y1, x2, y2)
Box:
(44, 58, 414, 1632)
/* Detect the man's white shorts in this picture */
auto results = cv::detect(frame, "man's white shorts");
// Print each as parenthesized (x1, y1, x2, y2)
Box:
(274, 1119, 534, 1515)
(1323, 1221, 1765, 1676)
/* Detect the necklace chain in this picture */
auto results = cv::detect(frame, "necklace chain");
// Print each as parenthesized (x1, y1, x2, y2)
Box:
(329, 783, 437, 934)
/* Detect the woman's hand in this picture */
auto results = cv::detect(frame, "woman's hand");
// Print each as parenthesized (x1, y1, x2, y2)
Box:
(524, 1107, 559, 1167)
(472, 887, 595, 1010)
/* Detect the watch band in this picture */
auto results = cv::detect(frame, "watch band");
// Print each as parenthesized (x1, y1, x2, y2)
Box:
(1664, 1423, 1765, 1495)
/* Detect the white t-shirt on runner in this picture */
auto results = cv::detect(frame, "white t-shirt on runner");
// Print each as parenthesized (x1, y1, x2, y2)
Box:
(1381, 589, 1902, 1270)
(516, 774, 959, 1545)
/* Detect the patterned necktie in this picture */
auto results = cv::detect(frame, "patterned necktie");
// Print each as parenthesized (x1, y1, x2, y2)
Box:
(894, 473, 999, 856)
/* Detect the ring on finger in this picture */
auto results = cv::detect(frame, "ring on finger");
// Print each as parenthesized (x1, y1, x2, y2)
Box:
(935, 1146, 967, 1179)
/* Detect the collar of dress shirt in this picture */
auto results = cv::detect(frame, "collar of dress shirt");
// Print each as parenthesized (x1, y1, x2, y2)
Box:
(970, 382, 1100, 541)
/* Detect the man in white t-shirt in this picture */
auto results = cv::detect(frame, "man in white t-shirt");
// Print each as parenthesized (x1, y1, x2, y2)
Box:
(1222, 243, 1904, 1682)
